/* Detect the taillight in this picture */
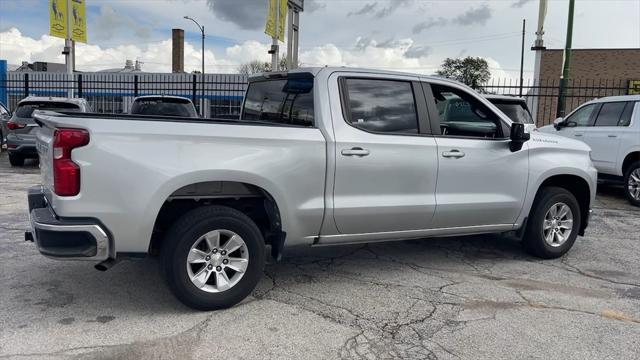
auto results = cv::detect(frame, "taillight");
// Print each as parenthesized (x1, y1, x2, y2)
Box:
(53, 128, 90, 196)
(7, 121, 26, 130)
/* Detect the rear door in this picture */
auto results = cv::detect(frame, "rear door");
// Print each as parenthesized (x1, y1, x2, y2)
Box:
(329, 73, 439, 236)
(583, 101, 634, 174)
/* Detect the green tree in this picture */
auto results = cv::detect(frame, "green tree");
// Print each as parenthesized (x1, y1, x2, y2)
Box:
(436, 57, 491, 91)
(237, 56, 294, 75)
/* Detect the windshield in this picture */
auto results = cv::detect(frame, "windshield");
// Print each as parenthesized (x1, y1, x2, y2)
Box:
(15, 102, 80, 118)
(491, 102, 534, 124)
(130, 98, 198, 117)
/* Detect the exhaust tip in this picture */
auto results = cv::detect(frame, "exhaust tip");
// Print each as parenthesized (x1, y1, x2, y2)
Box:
(95, 258, 118, 272)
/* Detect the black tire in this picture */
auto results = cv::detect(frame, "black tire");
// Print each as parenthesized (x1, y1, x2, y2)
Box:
(161, 205, 265, 310)
(522, 187, 582, 259)
(623, 161, 640, 207)
(8, 153, 24, 167)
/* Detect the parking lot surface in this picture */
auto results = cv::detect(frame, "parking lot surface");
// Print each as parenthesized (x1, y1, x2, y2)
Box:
(0, 152, 638, 360)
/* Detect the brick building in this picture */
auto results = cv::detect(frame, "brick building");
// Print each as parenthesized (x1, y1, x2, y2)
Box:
(534, 48, 640, 124)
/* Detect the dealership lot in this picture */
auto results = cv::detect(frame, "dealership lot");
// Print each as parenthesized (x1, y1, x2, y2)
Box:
(0, 153, 638, 359)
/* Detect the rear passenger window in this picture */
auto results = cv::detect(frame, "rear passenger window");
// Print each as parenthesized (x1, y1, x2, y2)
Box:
(594, 102, 627, 127)
(618, 102, 635, 127)
(342, 79, 418, 134)
(242, 77, 314, 127)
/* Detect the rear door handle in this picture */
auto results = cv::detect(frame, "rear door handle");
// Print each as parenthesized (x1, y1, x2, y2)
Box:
(341, 147, 370, 157)
(574, 134, 583, 137)
(608, 134, 617, 138)
(442, 150, 465, 159)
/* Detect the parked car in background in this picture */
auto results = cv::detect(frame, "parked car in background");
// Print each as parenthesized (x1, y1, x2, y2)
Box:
(539, 95, 640, 206)
(29, 67, 596, 310)
(130, 96, 199, 118)
(0, 102, 11, 151)
(485, 95, 534, 124)
(6, 97, 91, 166)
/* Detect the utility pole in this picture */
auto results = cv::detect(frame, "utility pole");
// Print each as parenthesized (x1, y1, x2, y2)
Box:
(531, 0, 548, 124)
(286, 0, 304, 69)
(556, 0, 575, 118)
(519, 19, 525, 97)
(64, 0, 74, 97)
(184, 16, 205, 117)
(270, 0, 280, 71)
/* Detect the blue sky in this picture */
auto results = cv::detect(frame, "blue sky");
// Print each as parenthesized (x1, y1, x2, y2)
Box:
(1, 0, 639, 75)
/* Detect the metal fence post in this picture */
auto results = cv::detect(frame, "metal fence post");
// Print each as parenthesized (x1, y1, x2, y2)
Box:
(134, 75, 139, 97)
(24, 73, 29, 98)
(192, 74, 197, 105)
(77, 74, 83, 98)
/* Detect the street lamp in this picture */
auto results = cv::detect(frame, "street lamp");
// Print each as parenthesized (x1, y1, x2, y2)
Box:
(184, 16, 205, 117)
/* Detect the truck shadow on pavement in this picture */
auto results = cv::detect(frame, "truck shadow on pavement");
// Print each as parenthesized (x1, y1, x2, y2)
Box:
(22, 233, 531, 314)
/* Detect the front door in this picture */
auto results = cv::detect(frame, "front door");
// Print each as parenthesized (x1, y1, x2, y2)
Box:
(330, 74, 439, 235)
(425, 81, 529, 228)
(556, 103, 599, 141)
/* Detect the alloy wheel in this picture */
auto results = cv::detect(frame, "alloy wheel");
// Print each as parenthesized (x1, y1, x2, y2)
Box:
(186, 229, 249, 293)
(628, 168, 640, 201)
(542, 202, 573, 247)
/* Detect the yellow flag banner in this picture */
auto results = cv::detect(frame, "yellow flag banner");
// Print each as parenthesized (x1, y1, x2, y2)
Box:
(265, 0, 287, 42)
(70, 0, 87, 43)
(49, 0, 67, 39)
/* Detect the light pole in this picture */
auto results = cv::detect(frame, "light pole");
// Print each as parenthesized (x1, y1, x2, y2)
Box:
(184, 16, 205, 117)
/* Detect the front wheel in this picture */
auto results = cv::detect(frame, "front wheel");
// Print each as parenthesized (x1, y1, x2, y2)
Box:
(522, 187, 581, 259)
(624, 161, 640, 207)
(161, 205, 266, 310)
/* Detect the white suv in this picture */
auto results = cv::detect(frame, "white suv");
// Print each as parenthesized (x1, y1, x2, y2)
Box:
(539, 95, 640, 206)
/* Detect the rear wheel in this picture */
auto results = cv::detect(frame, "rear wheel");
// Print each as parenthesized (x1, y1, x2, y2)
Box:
(161, 205, 265, 310)
(522, 187, 581, 259)
(623, 161, 640, 207)
(8, 153, 24, 167)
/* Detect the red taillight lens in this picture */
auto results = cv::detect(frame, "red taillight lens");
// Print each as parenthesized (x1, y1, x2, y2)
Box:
(53, 128, 90, 196)
(7, 121, 26, 130)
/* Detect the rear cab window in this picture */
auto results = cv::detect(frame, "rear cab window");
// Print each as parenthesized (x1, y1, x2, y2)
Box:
(15, 102, 81, 118)
(242, 73, 314, 127)
(130, 98, 198, 117)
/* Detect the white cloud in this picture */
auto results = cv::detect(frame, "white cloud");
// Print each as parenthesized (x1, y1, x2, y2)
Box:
(0, 27, 520, 80)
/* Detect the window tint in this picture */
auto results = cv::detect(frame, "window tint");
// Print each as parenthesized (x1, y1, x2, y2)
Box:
(491, 102, 533, 124)
(15, 102, 80, 118)
(130, 98, 198, 117)
(242, 78, 314, 127)
(343, 79, 418, 134)
(594, 102, 626, 127)
(430, 84, 502, 138)
(618, 102, 635, 127)
(565, 104, 596, 127)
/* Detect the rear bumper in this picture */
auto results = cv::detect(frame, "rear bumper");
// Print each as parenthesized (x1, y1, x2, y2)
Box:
(7, 135, 37, 157)
(27, 186, 111, 260)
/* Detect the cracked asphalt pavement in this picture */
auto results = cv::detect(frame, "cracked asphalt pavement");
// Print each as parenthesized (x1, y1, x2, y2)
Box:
(1, 151, 639, 360)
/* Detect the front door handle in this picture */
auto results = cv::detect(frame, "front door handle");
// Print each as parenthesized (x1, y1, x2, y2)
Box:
(341, 147, 370, 157)
(574, 134, 583, 137)
(608, 134, 617, 138)
(442, 150, 465, 159)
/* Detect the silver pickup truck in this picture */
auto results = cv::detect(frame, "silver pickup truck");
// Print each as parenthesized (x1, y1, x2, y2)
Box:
(29, 67, 597, 310)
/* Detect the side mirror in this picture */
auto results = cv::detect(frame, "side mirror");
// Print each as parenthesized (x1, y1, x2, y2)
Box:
(510, 123, 530, 152)
(553, 117, 564, 130)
